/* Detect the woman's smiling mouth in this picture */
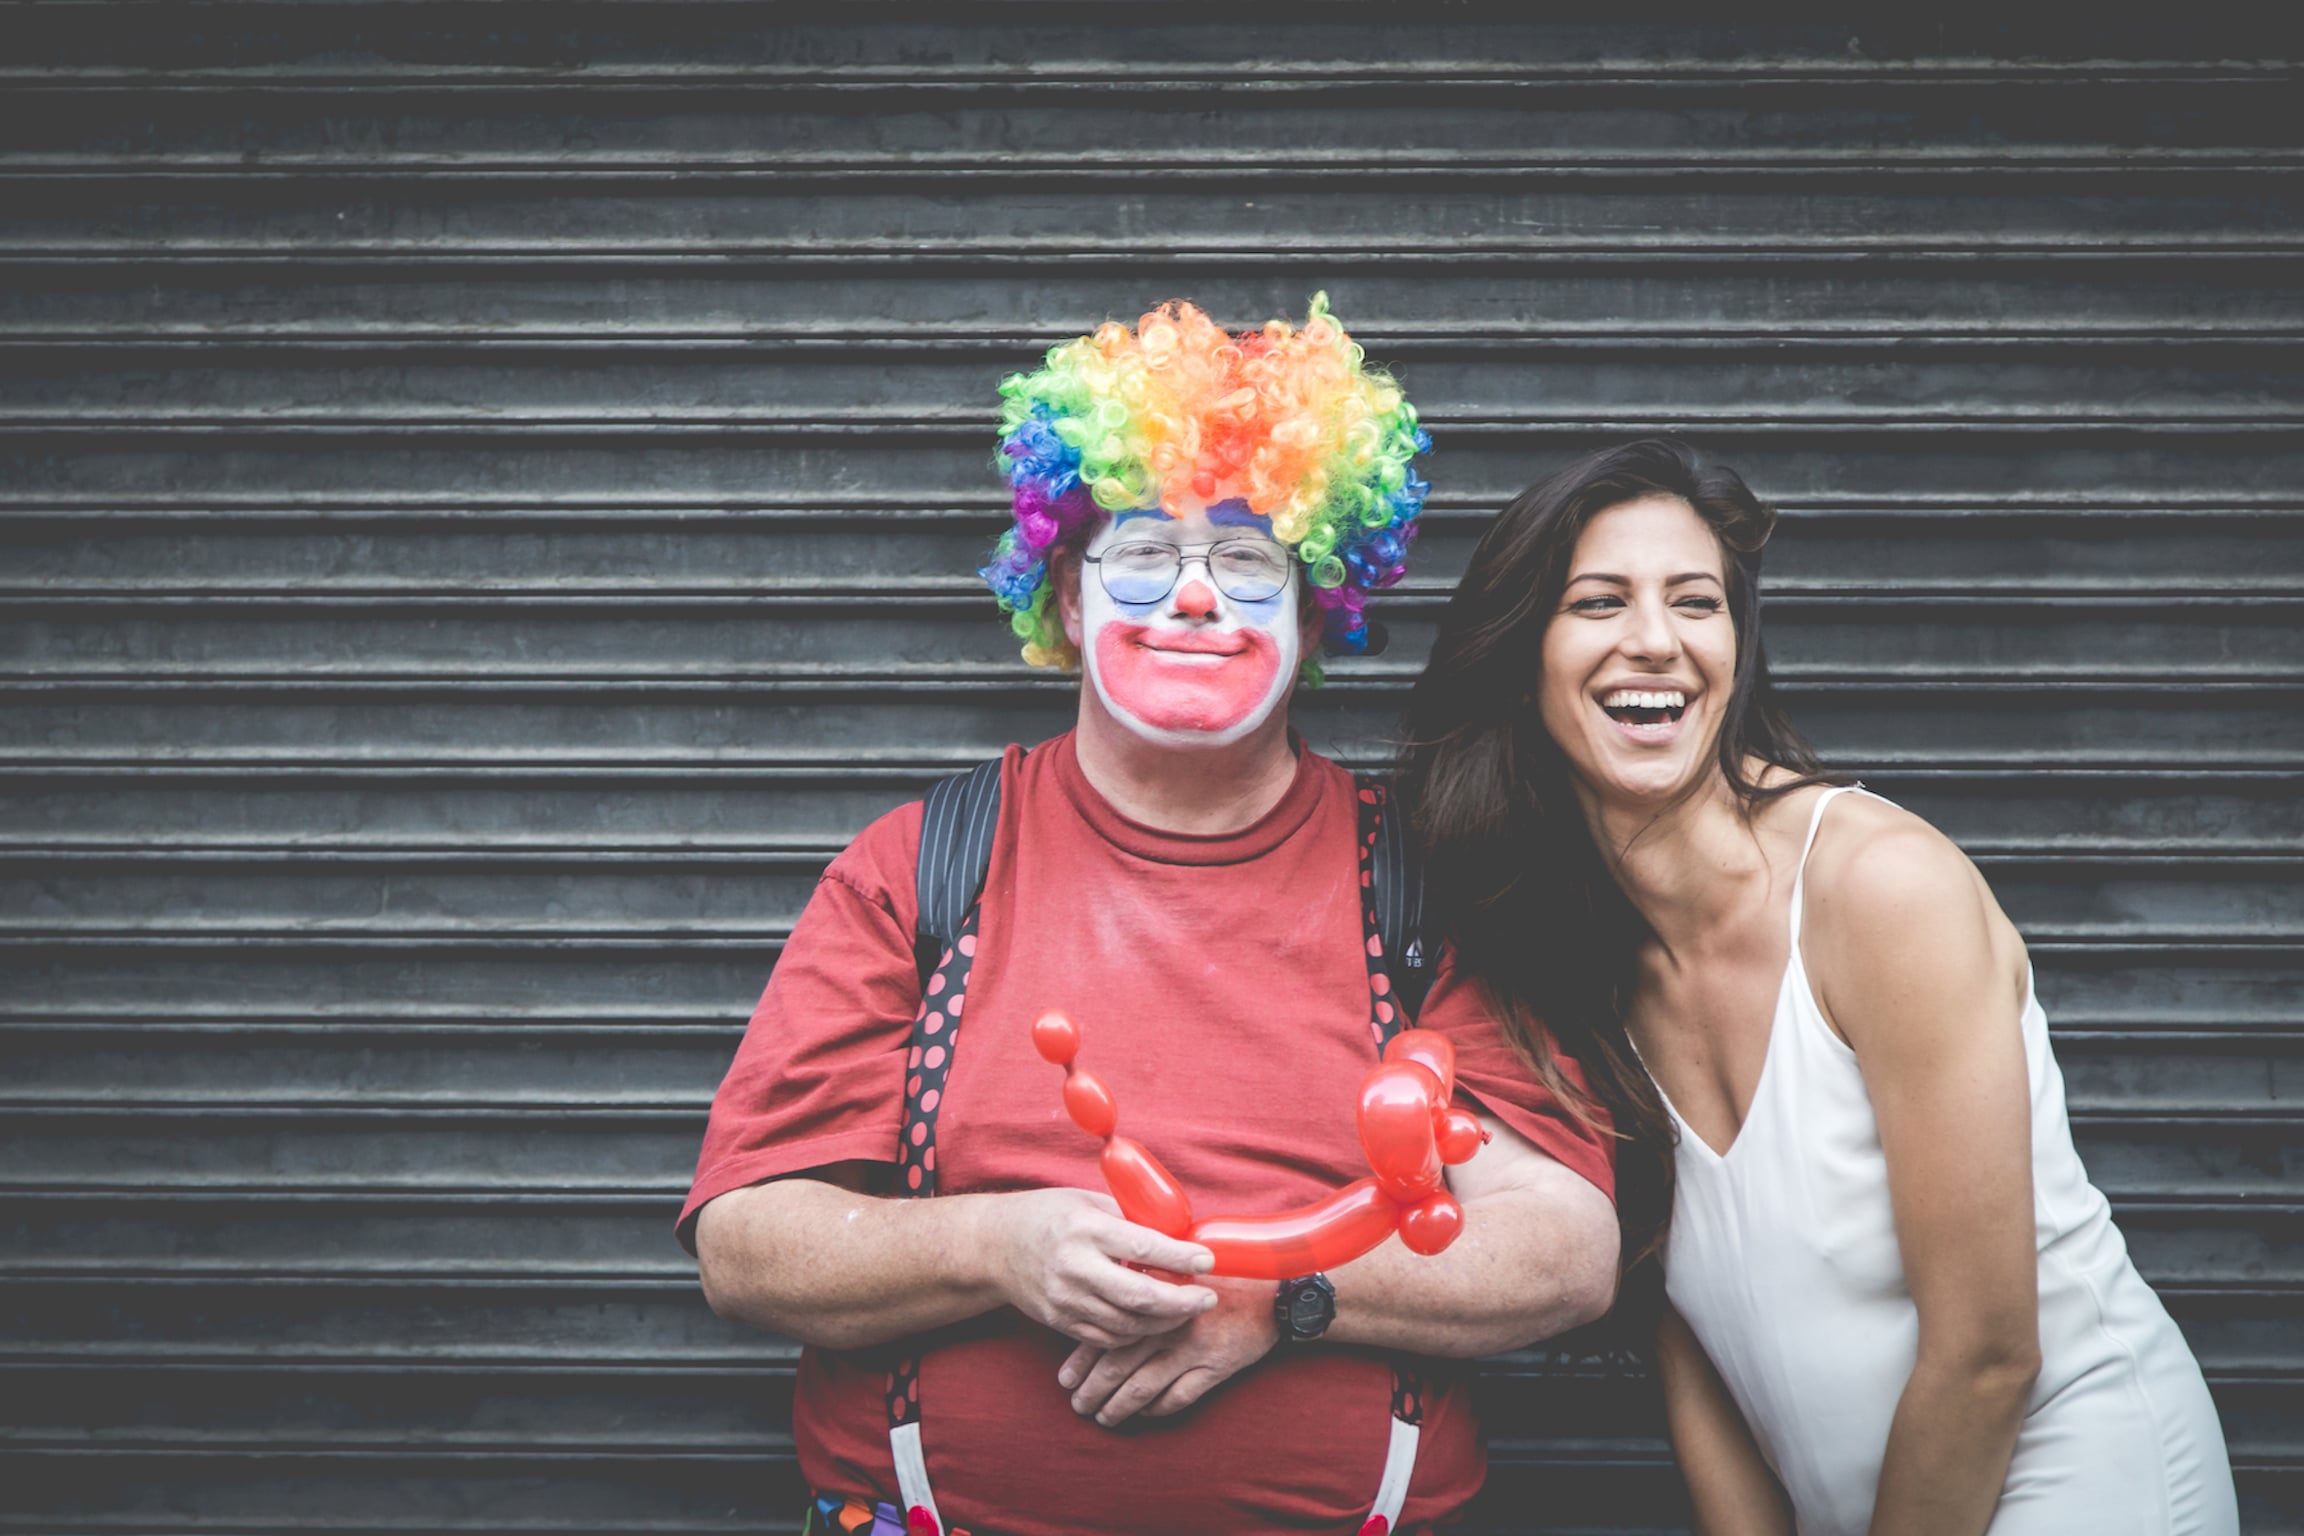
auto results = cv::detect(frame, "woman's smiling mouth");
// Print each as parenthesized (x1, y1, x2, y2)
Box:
(1598, 687, 1690, 738)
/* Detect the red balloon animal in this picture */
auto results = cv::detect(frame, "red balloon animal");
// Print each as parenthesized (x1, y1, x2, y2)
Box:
(1032, 1010, 1490, 1280)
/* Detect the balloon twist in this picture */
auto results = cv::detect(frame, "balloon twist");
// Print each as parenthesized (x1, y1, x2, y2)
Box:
(1032, 1011, 1490, 1280)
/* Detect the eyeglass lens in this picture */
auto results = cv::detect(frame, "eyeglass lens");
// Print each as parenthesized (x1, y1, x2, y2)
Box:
(1097, 540, 1292, 605)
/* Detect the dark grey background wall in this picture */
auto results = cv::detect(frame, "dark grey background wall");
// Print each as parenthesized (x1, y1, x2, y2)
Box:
(4, 5, 2301, 1532)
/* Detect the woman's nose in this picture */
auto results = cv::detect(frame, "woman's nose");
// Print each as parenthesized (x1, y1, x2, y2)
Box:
(1625, 597, 1681, 660)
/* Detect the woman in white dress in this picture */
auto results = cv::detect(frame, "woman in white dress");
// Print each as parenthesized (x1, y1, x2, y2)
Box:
(1397, 440, 2237, 1535)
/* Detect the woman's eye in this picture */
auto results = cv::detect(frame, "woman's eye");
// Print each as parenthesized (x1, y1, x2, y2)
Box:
(1568, 595, 1623, 613)
(1676, 596, 1724, 613)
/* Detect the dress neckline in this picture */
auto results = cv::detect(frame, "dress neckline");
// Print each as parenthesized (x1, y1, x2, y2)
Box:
(1643, 784, 1863, 1166)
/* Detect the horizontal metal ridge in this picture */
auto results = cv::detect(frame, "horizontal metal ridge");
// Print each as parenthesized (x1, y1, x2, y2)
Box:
(0, 1513, 821, 1536)
(13, 151, 2304, 177)
(0, 1430, 808, 1460)
(0, 1436, 796, 1459)
(12, 324, 2304, 347)
(11, 1268, 688, 1285)
(0, 762, 962, 781)
(5, 1103, 710, 1120)
(0, 1098, 713, 1120)
(10, 409, 2304, 433)
(0, 1176, 694, 1198)
(0, 932, 796, 950)
(0, 1273, 710, 1293)
(17, 239, 2304, 264)
(0, 1005, 734, 1025)
(9, 246, 2304, 274)
(7, 62, 2299, 88)
(0, 1187, 678, 1205)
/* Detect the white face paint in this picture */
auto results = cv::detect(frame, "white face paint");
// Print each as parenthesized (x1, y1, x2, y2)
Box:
(1072, 499, 1301, 750)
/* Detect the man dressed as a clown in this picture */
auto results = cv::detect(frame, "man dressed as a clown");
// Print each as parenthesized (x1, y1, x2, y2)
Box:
(680, 297, 1620, 1536)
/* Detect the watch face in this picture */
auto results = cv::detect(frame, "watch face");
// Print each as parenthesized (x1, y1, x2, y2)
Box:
(1287, 1281, 1335, 1336)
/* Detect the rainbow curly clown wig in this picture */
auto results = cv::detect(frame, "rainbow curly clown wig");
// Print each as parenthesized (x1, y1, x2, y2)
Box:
(979, 294, 1431, 681)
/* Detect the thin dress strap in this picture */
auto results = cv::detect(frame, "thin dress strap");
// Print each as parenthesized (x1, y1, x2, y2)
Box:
(1786, 784, 1863, 941)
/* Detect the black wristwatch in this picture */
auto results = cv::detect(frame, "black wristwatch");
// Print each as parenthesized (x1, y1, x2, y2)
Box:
(1273, 1273, 1336, 1346)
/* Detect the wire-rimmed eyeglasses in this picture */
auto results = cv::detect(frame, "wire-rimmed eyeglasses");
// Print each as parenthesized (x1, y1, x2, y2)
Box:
(1081, 538, 1294, 606)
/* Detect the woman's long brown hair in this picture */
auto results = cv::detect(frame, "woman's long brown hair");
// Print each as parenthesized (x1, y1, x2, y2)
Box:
(1395, 439, 1832, 1303)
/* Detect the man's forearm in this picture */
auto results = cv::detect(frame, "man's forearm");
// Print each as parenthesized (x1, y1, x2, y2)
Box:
(1324, 1179, 1619, 1357)
(695, 1178, 1009, 1350)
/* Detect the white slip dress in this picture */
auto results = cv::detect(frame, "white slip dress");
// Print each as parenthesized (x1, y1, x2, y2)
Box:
(1649, 786, 2238, 1535)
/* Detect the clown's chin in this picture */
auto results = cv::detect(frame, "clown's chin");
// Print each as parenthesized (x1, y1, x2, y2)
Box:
(1094, 626, 1286, 738)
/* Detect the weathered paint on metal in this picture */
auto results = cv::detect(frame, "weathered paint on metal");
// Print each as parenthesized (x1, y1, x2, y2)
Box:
(3, 8, 2301, 1531)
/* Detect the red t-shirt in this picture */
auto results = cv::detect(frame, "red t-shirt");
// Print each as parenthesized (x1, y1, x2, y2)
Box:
(681, 733, 1614, 1535)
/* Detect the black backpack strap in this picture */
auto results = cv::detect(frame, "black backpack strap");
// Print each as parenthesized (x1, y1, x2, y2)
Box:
(886, 756, 1007, 1515)
(914, 757, 1004, 989)
(1356, 772, 1431, 1027)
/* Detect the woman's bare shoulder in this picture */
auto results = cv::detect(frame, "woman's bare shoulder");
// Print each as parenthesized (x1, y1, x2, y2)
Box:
(1795, 790, 2025, 1036)
(1801, 789, 1978, 912)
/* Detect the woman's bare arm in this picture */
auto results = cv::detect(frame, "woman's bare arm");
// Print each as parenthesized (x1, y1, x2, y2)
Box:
(1807, 809, 2043, 1536)
(1656, 1302, 1795, 1536)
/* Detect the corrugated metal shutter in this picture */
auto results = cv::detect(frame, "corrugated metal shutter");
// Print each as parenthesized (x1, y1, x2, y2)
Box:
(5, 8, 2298, 1531)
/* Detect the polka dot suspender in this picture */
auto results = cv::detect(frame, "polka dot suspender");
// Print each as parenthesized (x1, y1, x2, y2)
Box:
(881, 775, 1427, 1536)
(1353, 779, 1428, 1536)
(894, 904, 978, 1206)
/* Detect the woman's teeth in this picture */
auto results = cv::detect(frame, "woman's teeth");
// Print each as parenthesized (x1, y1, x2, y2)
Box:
(1601, 688, 1687, 726)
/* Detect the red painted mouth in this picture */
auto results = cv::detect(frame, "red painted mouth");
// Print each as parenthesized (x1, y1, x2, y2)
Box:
(1137, 631, 1248, 656)
(1095, 622, 1283, 734)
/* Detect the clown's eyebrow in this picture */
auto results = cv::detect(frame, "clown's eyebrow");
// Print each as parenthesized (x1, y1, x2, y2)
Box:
(1114, 507, 1170, 527)
(1205, 499, 1273, 535)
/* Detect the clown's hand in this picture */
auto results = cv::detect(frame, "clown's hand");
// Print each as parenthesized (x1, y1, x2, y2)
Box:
(986, 1187, 1216, 1350)
(1057, 1274, 1280, 1427)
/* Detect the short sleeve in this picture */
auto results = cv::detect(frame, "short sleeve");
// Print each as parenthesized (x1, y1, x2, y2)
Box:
(675, 802, 926, 1253)
(1414, 948, 1617, 1204)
